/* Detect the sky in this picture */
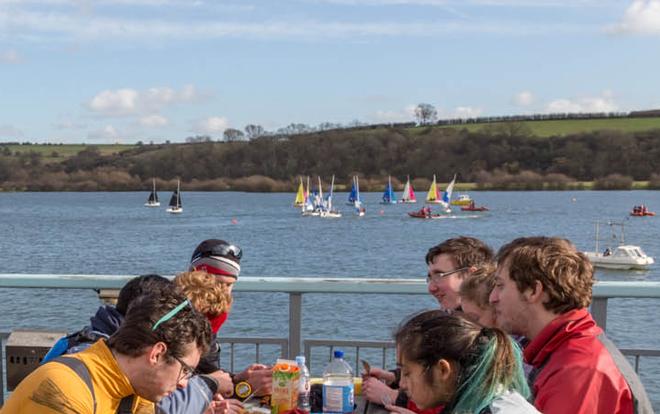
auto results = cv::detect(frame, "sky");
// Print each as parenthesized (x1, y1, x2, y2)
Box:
(1, 0, 660, 143)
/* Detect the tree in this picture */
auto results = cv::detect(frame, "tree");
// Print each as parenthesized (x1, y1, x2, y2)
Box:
(224, 128, 245, 142)
(245, 124, 264, 139)
(415, 103, 438, 125)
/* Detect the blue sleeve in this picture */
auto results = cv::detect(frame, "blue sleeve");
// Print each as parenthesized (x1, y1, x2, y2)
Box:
(41, 337, 69, 364)
(156, 375, 218, 414)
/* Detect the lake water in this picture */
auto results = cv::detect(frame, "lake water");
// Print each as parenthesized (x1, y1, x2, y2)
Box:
(1, 191, 659, 405)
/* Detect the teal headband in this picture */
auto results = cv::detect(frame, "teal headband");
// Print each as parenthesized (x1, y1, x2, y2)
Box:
(152, 299, 191, 331)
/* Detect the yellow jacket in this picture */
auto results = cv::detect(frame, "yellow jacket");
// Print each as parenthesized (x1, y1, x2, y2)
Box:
(0, 340, 154, 414)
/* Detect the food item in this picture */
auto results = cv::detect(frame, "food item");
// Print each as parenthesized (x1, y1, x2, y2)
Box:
(271, 359, 301, 414)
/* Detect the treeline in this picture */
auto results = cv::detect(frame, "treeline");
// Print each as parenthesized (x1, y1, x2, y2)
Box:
(2, 124, 660, 191)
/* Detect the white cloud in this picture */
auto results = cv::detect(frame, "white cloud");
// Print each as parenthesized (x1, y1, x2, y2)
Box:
(53, 119, 87, 130)
(0, 124, 24, 138)
(0, 49, 22, 64)
(372, 105, 416, 122)
(0, 8, 592, 42)
(545, 92, 618, 113)
(87, 85, 204, 117)
(452, 106, 482, 118)
(139, 114, 169, 127)
(192, 116, 229, 134)
(87, 124, 120, 141)
(513, 90, 534, 107)
(610, 0, 660, 35)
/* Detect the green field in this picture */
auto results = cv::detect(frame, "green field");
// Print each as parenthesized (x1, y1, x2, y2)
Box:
(1, 144, 134, 163)
(434, 116, 660, 137)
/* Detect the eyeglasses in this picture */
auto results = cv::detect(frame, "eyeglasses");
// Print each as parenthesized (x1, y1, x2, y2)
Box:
(172, 354, 196, 382)
(193, 242, 242, 262)
(426, 267, 469, 284)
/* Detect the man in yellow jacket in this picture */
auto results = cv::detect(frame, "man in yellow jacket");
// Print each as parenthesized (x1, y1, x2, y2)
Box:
(1, 288, 212, 414)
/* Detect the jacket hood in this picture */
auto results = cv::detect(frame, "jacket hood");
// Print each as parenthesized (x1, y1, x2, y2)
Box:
(89, 305, 124, 336)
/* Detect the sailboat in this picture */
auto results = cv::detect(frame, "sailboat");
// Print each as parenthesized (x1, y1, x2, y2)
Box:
(425, 175, 442, 204)
(301, 176, 315, 214)
(144, 178, 160, 207)
(381, 176, 396, 204)
(347, 178, 358, 206)
(321, 175, 342, 218)
(293, 177, 305, 207)
(353, 176, 366, 216)
(302, 176, 323, 216)
(166, 179, 183, 214)
(399, 176, 416, 203)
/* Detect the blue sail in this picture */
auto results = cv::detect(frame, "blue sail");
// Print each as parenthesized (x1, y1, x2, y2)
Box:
(348, 182, 357, 204)
(382, 182, 396, 203)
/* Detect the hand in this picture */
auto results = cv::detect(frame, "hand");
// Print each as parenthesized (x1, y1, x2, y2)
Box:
(386, 405, 416, 414)
(365, 367, 396, 385)
(210, 398, 244, 414)
(207, 370, 234, 398)
(362, 377, 398, 405)
(235, 364, 273, 396)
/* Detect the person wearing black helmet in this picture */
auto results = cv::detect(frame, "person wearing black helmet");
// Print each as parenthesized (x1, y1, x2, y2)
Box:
(188, 239, 273, 402)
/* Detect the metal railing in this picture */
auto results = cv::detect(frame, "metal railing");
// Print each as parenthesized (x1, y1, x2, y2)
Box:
(1, 274, 660, 404)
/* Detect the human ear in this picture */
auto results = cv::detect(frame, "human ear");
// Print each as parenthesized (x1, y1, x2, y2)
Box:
(524, 280, 545, 303)
(434, 359, 453, 382)
(149, 342, 168, 366)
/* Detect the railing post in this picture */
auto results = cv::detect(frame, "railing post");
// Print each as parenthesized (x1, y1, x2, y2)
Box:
(591, 297, 608, 332)
(289, 293, 302, 358)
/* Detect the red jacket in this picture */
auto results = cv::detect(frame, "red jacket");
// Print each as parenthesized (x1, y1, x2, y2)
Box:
(524, 308, 637, 414)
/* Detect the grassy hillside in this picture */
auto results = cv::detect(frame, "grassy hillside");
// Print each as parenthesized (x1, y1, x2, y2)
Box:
(434, 116, 660, 137)
(2, 144, 134, 163)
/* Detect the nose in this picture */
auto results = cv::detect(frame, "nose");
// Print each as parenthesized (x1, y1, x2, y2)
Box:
(489, 288, 498, 304)
(427, 281, 437, 294)
(177, 377, 190, 389)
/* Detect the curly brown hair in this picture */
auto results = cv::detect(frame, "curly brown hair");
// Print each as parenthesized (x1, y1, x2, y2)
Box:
(496, 236, 594, 313)
(459, 262, 497, 309)
(174, 271, 233, 317)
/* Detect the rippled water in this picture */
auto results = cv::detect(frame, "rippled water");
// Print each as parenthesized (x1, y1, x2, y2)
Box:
(1, 191, 659, 404)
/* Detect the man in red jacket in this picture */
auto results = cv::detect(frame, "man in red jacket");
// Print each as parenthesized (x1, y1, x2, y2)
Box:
(489, 236, 652, 414)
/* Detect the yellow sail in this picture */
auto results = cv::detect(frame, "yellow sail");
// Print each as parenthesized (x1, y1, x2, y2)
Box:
(426, 175, 438, 202)
(294, 177, 305, 206)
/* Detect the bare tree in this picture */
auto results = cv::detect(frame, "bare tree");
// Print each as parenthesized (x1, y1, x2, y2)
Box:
(245, 124, 265, 139)
(415, 103, 437, 125)
(223, 128, 245, 142)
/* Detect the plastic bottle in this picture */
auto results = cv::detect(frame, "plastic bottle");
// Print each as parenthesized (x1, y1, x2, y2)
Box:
(322, 350, 354, 414)
(296, 355, 311, 414)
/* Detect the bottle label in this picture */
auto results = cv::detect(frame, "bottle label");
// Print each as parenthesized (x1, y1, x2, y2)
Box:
(322, 384, 354, 414)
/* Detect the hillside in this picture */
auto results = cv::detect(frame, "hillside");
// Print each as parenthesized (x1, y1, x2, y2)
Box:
(2, 116, 660, 191)
(433, 116, 660, 137)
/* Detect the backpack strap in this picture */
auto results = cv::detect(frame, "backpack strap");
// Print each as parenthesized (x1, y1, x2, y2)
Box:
(51, 356, 97, 414)
(117, 395, 135, 414)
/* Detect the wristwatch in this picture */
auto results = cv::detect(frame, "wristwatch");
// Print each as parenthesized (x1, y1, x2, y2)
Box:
(234, 380, 252, 399)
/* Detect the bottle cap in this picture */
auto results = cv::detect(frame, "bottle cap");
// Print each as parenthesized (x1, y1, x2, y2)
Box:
(296, 355, 306, 365)
(334, 350, 344, 358)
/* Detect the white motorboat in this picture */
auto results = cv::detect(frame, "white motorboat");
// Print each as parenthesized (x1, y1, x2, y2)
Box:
(584, 246, 654, 270)
(583, 221, 653, 270)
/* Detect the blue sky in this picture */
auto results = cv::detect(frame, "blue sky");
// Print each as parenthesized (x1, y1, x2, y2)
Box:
(1, 0, 660, 143)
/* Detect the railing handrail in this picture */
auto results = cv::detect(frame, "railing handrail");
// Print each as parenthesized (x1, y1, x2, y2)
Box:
(2, 274, 660, 298)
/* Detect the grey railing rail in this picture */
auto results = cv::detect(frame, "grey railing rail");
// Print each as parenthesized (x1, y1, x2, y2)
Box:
(1, 274, 660, 357)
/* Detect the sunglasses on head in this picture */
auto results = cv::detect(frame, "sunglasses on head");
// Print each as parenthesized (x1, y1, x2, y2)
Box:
(193, 242, 242, 262)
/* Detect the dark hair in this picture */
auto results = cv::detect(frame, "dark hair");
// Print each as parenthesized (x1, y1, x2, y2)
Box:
(116, 274, 175, 316)
(425, 237, 494, 271)
(108, 289, 212, 361)
(496, 236, 594, 313)
(394, 310, 529, 413)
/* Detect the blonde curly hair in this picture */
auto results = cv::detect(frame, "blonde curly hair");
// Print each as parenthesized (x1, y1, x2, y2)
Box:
(174, 270, 233, 317)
